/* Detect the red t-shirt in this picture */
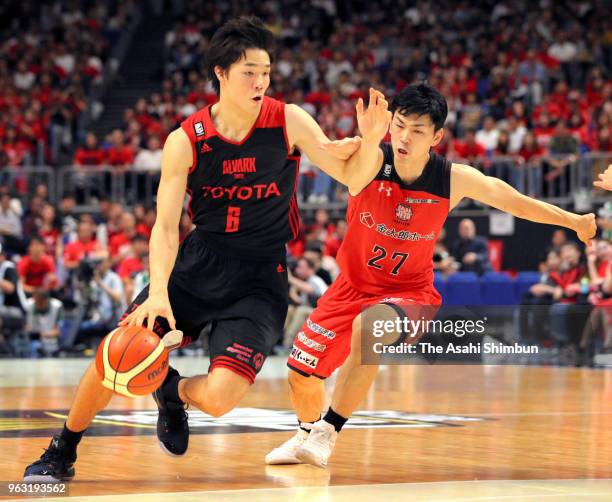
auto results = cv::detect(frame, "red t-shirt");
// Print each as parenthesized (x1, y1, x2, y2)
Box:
(17, 255, 55, 287)
(74, 147, 106, 166)
(39, 228, 61, 256)
(109, 232, 132, 258)
(117, 256, 144, 279)
(106, 146, 135, 166)
(454, 141, 486, 159)
(64, 239, 99, 264)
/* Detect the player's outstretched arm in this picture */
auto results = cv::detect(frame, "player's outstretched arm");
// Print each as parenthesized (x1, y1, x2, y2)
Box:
(451, 164, 597, 245)
(594, 164, 612, 191)
(120, 128, 191, 331)
(286, 88, 391, 195)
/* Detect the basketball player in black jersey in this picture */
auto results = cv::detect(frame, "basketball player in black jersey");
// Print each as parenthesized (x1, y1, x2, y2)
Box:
(24, 16, 388, 482)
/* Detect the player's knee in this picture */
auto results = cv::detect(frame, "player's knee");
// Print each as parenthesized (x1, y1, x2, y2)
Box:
(199, 391, 236, 417)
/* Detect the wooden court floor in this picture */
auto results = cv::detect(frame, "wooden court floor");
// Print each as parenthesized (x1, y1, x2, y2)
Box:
(0, 358, 611, 501)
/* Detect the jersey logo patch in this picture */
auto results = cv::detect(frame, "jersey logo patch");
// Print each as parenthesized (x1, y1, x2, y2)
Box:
(378, 182, 392, 197)
(383, 164, 392, 177)
(194, 121, 205, 137)
(360, 212, 375, 228)
(200, 143, 212, 153)
(395, 203, 412, 224)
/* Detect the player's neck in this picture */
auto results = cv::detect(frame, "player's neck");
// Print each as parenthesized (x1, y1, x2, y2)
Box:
(211, 98, 259, 141)
(393, 151, 430, 184)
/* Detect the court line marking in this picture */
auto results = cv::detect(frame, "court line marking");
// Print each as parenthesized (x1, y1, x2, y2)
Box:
(44, 411, 156, 429)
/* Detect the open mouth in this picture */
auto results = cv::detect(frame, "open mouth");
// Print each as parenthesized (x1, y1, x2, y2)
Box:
(252, 96, 262, 102)
(398, 147, 408, 155)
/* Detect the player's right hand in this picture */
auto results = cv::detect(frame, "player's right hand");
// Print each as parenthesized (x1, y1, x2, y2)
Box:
(574, 213, 597, 246)
(119, 293, 177, 333)
(356, 87, 392, 143)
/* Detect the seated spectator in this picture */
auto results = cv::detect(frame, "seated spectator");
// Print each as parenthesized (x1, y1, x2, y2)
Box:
(25, 288, 63, 357)
(117, 234, 149, 300)
(549, 242, 590, 359)
(0, 192, 24, 256)
(283, 257, 328, 347)
(324, 219, 347, 259)
(73, 132, 106, 166)
(134, 135, 162, 170)
(37, 203, 62, 258)
(434, 228, 459, 277)
(105, 129, 135, 169)
(17, 236, 58, 295)
(453, 128, 486, 166)
(544, 120, 578, 194)
(135, 207, 156, 239)
(518, 132, 545, 197)
(0, 243, 26, 353)
(63, 220, 107, 272)
(475, 116, 500, 153)
(303, 242, 333, 286)
(109, 212, 140, 266)
(450, 218, 492, 275)
(516, 249, 561, 345)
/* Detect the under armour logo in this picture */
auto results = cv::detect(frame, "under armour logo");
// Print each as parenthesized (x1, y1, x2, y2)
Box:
(52, 439, 59, 448)
(378, 182, 392, 197)
(383, 164, 392, 176)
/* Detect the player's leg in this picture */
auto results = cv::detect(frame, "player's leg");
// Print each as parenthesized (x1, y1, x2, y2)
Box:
(267, 280, 354, 465)
(297, 303, 409, 467)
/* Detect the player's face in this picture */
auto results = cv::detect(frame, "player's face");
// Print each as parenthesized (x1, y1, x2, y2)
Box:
(217, 48, 271, 114)
(389, 112, 444, 163)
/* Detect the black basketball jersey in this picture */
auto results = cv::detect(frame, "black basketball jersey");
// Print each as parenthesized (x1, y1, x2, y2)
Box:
(180, 97, 300, 260)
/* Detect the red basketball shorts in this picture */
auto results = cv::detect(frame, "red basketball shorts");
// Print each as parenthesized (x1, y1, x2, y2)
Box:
(287, 274, 441, 378)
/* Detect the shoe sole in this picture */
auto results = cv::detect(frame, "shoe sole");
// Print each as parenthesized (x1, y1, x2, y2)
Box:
(24, 474, 74, 483)
(265, 454, 302, 465)
(295, 447, 327, 468)
(158, 440, 187, 457)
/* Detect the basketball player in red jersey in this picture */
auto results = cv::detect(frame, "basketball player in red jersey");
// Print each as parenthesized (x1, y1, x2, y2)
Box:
(24, 17, 389, 482)
(594, 165, 612, 190)
(267, 83, 597, 467)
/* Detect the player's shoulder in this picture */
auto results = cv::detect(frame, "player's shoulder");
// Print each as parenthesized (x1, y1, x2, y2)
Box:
(179, 105, 211, 142)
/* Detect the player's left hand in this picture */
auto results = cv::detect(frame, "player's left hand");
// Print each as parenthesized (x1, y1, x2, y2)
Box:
(574, 213, 597, 246)
(356, 87, 392, 142)
(320, 136, 361, 160)
(593, 164, 612, 191)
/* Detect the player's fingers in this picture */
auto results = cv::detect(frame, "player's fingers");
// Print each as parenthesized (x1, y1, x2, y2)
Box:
(167, 312, 177, 331)
(369, 87, 376, 108)
(593, 180, 605, 188)
(356, 97, 364, 115)
(146, 311, 156, 332)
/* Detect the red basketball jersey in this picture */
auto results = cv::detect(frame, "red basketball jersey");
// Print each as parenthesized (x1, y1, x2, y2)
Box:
(336, 143, 451, 297)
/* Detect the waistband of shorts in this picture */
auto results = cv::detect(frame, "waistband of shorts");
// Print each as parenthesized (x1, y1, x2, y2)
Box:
(192, 228, 287, 264)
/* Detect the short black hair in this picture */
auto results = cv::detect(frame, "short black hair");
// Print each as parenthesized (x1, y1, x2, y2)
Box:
(206, 16, 275, 94)
(390, 83, 448, 131)
(304, 242, 323, 256)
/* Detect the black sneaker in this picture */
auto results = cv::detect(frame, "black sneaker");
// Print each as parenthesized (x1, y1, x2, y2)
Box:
(153, 370, 189, 456)
(23, 436, 76, 483)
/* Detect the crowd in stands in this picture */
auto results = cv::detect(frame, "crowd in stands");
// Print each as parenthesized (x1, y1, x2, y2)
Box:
(0, 1, 135, 167)
(1, 1, 612, 364)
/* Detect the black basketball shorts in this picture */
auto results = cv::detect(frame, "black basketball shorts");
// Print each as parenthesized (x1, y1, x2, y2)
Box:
(120, 230, 288, 384)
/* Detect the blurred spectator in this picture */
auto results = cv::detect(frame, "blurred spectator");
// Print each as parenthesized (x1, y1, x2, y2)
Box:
(450, 219, 492, 275)
(303, 242, 333, 286)
(0, 243, 25, 351)
(109, 212, 139, 264)
(37, 203, 62, 258)
(63, 220, 107, 272)
(434, 228, 459, 277)
(25, 288, 63, 357)
(0, 192, 24, 255)
(476, 116, 500, 153)
(518, 131, 545, 197)
(284, 257, 328, 347)
(73, 132, 106, 166)
(17, 236, 57, 295)
(117, 234, 149, 300)
(133, 135, 162, 170)
(324, 219, 347, 259)
(105, 129, 135, 169)
(544, 120, 578, 194)
(454, 129, 486, 165)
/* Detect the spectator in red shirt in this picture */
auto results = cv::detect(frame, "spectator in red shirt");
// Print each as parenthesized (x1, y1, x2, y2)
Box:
(105, 129, 134, 169)
(518, 132, 545, 197)
(117, 234, 149, 300)
(38, 203, 62, 258)
(17, 236, 57, 294)
(73, 132, 105, 166)
(454, 129, 486, 165)
(109, 212, 140, 265)
(63, 220, 107, 271)
(324, 219, 347, 258)
(136, 207, 156, 239)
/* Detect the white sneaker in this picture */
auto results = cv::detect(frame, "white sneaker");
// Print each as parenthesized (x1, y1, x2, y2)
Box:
(265, 427, 310, 465)
(295, 420, 337, 467)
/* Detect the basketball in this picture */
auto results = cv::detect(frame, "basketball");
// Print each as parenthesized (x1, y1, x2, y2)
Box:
(95, 326, 169, 398)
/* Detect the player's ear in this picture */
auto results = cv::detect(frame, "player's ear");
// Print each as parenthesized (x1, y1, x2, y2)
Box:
(214, 66, 227, 86)
(431, 128, 444, 147)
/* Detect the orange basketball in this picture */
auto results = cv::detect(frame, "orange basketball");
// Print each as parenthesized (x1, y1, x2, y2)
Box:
(95, 325, 169, 397)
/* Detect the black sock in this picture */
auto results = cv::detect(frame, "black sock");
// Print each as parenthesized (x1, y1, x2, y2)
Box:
(60, 423, 85, 452)
(298, 415, 320, 433)
(162, 368, 186, 405)
(323, 407, 348, 433)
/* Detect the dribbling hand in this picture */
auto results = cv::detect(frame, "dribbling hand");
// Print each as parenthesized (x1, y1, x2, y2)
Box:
(593, 164, 612, 191)
(119, 293, 177, 333)
(574, 213, 597, 246)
